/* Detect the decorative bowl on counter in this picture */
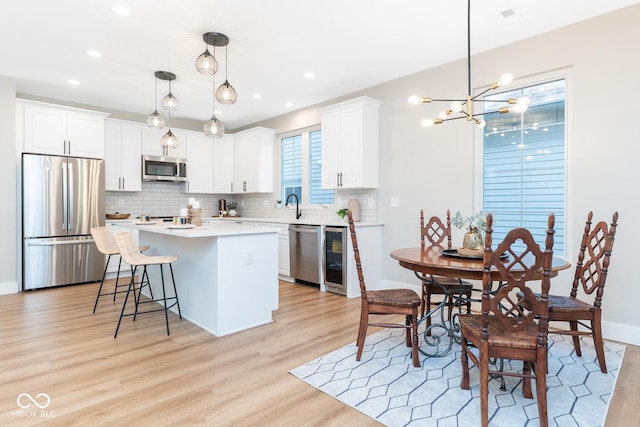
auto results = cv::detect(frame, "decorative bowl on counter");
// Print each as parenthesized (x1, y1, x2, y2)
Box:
(106, 213, 131, 219)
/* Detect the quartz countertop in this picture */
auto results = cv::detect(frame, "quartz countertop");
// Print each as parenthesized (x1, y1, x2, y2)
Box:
(206, 216, 383, 227)
(114, 221, 279, 238)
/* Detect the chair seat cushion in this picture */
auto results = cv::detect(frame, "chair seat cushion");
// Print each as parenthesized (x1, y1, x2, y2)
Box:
(424, 276, 473, 295)
(367, 289, 421, 308)
(547, 294, 595, 313)
(459, 314, 539, 350)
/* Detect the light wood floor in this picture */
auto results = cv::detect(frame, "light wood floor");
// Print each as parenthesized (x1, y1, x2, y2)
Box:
(0, 280, 637, 426)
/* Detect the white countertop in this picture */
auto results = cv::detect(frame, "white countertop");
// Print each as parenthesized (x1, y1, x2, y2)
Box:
(106, 217, 383, 227)
(115, 221, 279, 238)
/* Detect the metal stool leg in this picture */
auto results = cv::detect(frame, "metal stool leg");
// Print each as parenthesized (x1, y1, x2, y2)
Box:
(114, 266, 137, 339)
(169, 264, 181, 319)
(93, 254, 111, 313)
(160, 264, 171, 335)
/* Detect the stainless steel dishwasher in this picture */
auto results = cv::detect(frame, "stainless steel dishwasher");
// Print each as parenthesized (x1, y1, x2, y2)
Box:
(289, 224, 321, 285)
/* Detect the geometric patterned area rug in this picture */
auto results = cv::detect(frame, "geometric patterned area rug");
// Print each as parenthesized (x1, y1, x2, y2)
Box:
(290, 329, 625, 427)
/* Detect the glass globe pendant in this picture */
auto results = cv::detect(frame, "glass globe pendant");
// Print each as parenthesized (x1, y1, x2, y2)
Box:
(204, 115, 225, 138)
(195, 46, 218, 75)
(146, 73, 165, 128)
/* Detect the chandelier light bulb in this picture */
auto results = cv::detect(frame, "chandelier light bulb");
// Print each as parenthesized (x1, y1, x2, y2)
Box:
(407, 95, 421, 105)
(497, 73, 514, 87)
(475, 118, 487, 128)
(450, 101, 463, 112)
(421, 118, 435, 128)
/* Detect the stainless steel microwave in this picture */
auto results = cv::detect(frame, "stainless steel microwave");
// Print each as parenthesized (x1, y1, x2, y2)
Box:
(142, 155, 187, 182)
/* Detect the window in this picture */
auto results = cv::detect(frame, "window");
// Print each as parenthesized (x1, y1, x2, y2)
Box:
(481, 79, 566, 254)
(280, 129, 334, 205)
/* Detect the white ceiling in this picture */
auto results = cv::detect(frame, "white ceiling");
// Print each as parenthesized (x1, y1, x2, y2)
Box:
(2, 0, 638, 130)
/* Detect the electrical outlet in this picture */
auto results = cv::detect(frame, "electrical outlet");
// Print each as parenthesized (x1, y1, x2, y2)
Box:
(118, 199, 124, 207)
(263, 200, 269, 207)
(245, 250, 254, 265)
(368, 198, 374, 208)
(390, 197, 400, 207)
(241, 200, 245, 208)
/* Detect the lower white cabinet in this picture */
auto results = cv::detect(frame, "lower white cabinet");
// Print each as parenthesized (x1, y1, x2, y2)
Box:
(254, 222, 290, 276)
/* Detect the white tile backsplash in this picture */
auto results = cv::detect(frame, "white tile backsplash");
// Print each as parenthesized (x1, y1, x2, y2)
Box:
(106, 183, 378, 222)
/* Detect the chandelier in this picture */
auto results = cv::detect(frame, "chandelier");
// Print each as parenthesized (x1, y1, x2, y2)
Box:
(196, 32, 237, 137)
(153, 71, 180, 154)
(408, 0, 530, 128)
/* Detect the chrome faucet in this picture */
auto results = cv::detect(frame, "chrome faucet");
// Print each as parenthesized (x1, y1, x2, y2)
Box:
(285, 194, 301, 219)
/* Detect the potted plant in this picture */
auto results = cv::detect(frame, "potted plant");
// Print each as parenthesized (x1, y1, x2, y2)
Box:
(336, 208, 349, 221)
(227, 201, 238, 216)
(451, 211, 487, 250)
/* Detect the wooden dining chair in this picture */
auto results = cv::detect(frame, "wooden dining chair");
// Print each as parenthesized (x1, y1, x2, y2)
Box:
(420, 209, 473, 324)
(459, 213, 555, 427)
(348, 210, 422, 368)
(546, 211, 618, 373)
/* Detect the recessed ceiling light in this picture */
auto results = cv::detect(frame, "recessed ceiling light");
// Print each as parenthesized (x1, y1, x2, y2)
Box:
(111, 5, 131, 16)
(303, 72, 315, 79)
(86, 50, 102, 58)
(252, 94, 262, 99)
(67, 79, 80, 85)
(501, 8, 523, 23)
(285, 102, 294, 108)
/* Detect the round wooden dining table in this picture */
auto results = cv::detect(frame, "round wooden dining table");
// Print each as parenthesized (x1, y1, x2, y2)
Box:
(389, 246, 571, 357)
(390, 246, 571, 281)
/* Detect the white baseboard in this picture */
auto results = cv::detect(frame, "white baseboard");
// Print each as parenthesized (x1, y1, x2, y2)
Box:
(0, 280, 19, 294)
(381, 279, 639, 347)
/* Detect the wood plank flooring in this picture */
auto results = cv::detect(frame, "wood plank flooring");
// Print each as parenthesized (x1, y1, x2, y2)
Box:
(0, 280, 637, 426)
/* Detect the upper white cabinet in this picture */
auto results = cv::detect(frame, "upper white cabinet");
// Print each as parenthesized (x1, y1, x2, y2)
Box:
(141, 127, 187, 158)
(104, 119, 142, 192)
(213, 127, 275, 194)
(232, 127, 275, 193)
(318, 96, 381, 189)
(213, 134, 235, 193)
(18, 100, 108, 159)
(185, 132, 214, 194)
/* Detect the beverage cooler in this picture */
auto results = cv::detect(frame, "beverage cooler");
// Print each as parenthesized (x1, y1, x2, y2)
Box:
(323, 226, 347, 295)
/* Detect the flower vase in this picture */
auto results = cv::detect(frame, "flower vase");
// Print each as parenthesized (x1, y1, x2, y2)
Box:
(462, 227, 483, 250)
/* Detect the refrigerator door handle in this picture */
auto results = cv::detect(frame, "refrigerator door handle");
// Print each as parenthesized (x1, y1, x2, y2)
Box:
(27, 239, 96, 247)
(62, 161, 68, 230)
(67, 161, 74, 230)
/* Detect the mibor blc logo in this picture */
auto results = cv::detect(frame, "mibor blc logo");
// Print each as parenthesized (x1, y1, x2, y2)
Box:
(12, 393, 55, 418)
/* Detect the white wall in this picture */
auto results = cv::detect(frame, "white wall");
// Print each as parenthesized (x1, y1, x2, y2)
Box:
(247, 5, 640, 345)
(0, 76, 18, 294)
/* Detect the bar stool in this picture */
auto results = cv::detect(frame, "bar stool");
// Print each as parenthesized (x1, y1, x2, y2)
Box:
(112, 231, 181, 338)
(91, 227, 151, 313)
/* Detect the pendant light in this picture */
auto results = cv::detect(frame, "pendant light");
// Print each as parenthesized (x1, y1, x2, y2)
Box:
(195, 33, 219, 75)
(204, 72, 225, 138)
(161, 74, 179, 111)
(216, 43, 237, 104)
(156, 71, 180, 154)
(146, 72, 165, 128)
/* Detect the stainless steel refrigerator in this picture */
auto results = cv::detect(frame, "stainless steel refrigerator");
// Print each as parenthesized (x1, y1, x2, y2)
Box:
(22, 153, 105, 290)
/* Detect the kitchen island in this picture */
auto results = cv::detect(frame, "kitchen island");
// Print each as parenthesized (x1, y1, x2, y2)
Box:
(119, 221, 279, 337)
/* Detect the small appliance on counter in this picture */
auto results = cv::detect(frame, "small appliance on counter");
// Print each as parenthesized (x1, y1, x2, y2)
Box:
(218, 199, 227, 216)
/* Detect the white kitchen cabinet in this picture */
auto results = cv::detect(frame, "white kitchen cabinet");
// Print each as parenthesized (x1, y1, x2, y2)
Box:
(185, 132, 214, 194)
(18, 100, 108, 158)
(104, 120, 142, 192)
(212, 134, 234, 193)
(141, 126, 187, 158)
(318, 96, 381, 189)
(255, 221, 290, 277)
(232, 127, 275, 193)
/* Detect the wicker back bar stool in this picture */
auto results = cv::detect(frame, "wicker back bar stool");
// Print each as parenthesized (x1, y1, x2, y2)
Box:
(90, 227, 151, 313)
(112, 231, 181, 338)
